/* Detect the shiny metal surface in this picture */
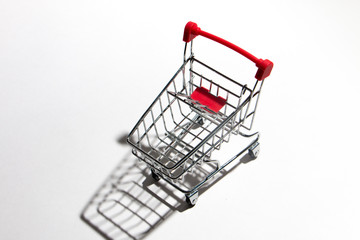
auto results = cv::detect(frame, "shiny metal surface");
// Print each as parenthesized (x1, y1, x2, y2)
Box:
(128, 43, 266, 205)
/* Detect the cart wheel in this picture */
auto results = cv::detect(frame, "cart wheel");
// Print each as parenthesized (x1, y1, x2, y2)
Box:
(196, 116, 204, 126)
(186, 191, 199, 207)
(248, 142, 260, 159)
(151, 169, 161, 182)
(193, 115, 204, 129)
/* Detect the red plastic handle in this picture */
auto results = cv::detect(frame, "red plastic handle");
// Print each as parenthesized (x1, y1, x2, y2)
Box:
(183, 21, 273, 81)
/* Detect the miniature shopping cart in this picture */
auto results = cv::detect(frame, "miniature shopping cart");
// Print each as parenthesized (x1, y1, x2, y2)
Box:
(127, 21, 273, 206)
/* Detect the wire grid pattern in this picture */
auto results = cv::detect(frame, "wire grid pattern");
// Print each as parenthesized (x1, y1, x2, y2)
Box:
(81, 154, 183, 240)
(128, 58, 261, 182)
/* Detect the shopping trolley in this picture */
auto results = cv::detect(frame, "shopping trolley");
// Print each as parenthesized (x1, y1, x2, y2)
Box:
(127, 21, 273, 206)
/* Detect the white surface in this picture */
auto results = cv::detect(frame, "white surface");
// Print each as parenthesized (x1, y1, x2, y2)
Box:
(1, 0, 360, 239)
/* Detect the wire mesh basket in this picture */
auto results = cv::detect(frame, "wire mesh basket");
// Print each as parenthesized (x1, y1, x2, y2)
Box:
(127, 21, 273, 206)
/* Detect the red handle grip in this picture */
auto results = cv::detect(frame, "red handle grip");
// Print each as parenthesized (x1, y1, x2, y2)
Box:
(183, 21, 273, 81)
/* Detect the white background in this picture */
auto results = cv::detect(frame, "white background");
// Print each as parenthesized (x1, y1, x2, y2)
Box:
(1, 0, 360, 239)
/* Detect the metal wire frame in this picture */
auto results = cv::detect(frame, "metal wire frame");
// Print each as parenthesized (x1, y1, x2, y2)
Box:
(127, 53, 262, 183)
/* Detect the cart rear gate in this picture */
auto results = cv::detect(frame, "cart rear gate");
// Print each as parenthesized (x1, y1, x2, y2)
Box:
(127, 21, 273, 206)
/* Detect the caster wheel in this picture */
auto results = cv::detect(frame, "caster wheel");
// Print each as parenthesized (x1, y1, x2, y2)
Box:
(193, 115, 204, 129)
(185, 191, 199, 207)
(248, 142, 260, 159)
(151, 169, 161, 181)
(196, 116, 204, 126)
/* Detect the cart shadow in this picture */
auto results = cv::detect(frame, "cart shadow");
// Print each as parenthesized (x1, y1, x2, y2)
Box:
(80, 133, 256, 240)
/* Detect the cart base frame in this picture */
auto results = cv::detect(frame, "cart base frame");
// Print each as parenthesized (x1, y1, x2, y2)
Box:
(134, 132, 260, 206)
